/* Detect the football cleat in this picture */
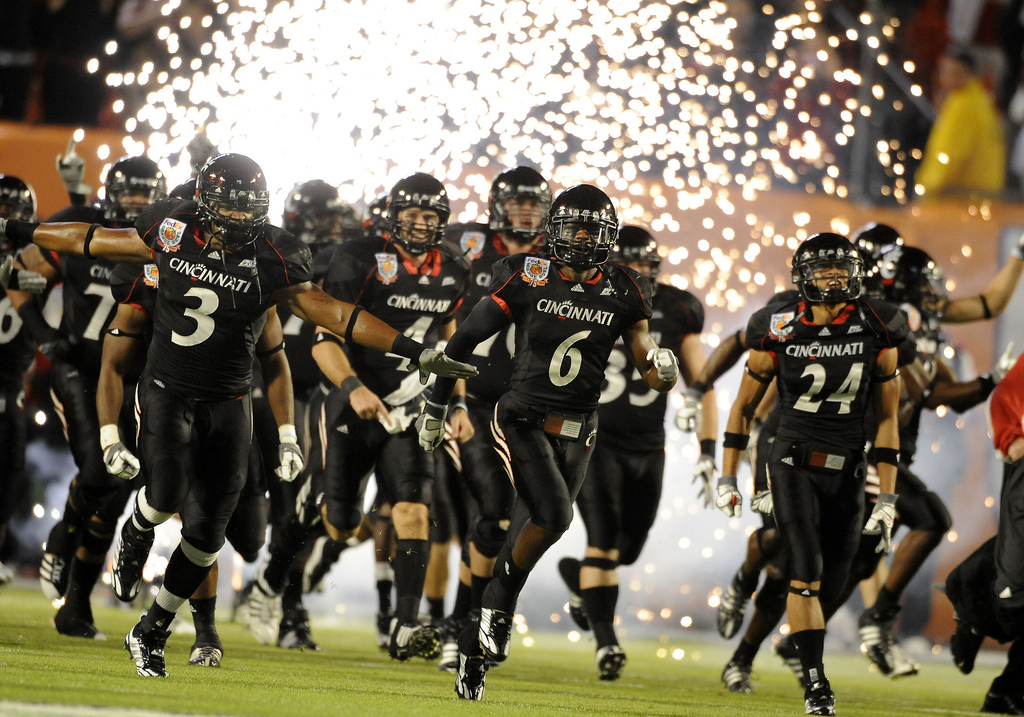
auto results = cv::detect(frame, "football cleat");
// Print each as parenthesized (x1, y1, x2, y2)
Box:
(478, 608, 514, 663)
(437, 616, 465, 673)
(596, 644, 627, 681)
(111, 521, 155, 602)
(278, 608, 320, 651)
(388, 618, 441, 661)
(376, 611, 393, 650)
(231, 580, 253, 623)
(39, 552, 70, 600)
(981, 691, 1024, 715)
(188, 643, 223, 667)
(774, 636, 807, 688)
(717, 570, 756, 639)
(0, 559, 14, 586)
(857, 609, 898, 675)
(302, 535, 342, 594)
(557, 557, 589, 630)
(455, 651, 488, 701)
(887, 640, 919, 679)
(804, 679, 836, 716)
(950, 618, 984, 675)
(125, 620, 170, 677)
(244, 579, 282, 645)
(53, 604, 106, 640)
(721, 659, 754, 693)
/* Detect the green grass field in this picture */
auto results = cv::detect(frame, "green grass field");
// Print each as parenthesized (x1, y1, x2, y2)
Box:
(0, 583, 1004, 716)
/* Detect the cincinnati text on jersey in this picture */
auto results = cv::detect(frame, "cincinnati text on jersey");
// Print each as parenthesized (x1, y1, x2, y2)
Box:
(385, 293, 453, 313)
(167, 257, 254, 293)
(535, 298, 615, 326)
(784, 340, 865, 358)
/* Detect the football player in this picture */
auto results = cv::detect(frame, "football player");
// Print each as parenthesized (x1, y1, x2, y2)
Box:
(417, 184, 678, 700)
(0, 153, 475, 678)
(555, 225, 716, 680)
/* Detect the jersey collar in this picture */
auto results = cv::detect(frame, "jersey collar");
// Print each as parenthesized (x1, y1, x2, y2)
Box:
(798, 301, 855, 325)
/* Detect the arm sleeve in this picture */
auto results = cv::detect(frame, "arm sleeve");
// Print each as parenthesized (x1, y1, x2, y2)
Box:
(428, 296, 512, 404)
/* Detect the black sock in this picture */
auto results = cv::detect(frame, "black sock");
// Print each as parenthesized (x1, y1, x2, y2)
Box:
(393, 539, 429, 622)
(142, 603, 177, 633)
(488, 551, 529, 613)
(991, 640, 1024, 694)
(282, 569, 304, 613)
(427, 596, 445, 620)
(161, 547, 213, 604)
(581, 585, 618, 648)
(263, 520, 315, 593)
(737, 564, 760, 594)
(792, 628, 827, 688)
(64, 558, 102, 613)
(189, 595, 220, 644)
(734, 638, 760, 666)
(470, 573, 491, 613)
(377, 578, 393, 614)
(871, 586, 900, 621)
(450, 578, 471, 621)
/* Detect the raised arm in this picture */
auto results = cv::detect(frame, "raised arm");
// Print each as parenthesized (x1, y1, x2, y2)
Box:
(0, 218, 151, 264)
(940, 254, 1024, 323)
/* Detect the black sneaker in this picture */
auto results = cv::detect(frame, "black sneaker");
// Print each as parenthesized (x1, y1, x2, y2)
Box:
(188, 642, 223, 667)
(557, 557, 589, 630)
(437, 616, 467, 673)
(388, 618, 440, 661)
(278, 608, 320, 650)
(54, 603, 106, 640)
(455, 651, 488, 700)
(858, 609, 897, 675)
(804, 679, 836, 716)
(124, 620, 170, 677)
(717, 570, 755, 639)
(721, 659, 753, 693)
(302, 535, 344, 594)
(981, 691, 1024, 715)
(950, 618, 984, 675)
(39, 552, 71, 601)
(596, 644, 627, 681)
(479, 607, 514, 663)
(111, 522, 154, 602)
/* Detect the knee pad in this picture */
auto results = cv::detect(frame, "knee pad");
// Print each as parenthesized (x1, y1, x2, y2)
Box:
(179, 537, 221, 567)
(581, 556, 618, 572)
(471, 518, 508, 559)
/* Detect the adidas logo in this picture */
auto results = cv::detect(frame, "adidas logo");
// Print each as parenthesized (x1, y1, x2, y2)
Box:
(1000, 586, 1013, 599)
(571, 284, 584, 292)
(418, 275, 430, 285)
(819, 327, 831, 336)
(782, 456, 794, 466)
(801, 589, 812, 597)
(208, 250, 221, 260)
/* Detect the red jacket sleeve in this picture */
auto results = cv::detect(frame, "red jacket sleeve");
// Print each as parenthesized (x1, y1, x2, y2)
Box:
(990, 357, 1024, 457)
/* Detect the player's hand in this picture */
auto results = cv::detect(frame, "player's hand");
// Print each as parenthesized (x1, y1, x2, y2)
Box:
(990, 341, 1016, 384)
(675, 386, 703, 432)
(275, 425, 304, 482)
(750, 490, 774, 514)
(414, 348, 478, 385)
(56, 138, 92, 196)
(446, 404, 475, 443)
(416, 401, 447, 452)
(693, 453, 716, 509)
(100, 425, 140, 480)
(348, 384, 389, 423)
(741, 418, 763, 468)
(715, 474, 742, 517)
(12, 268, 46, 293)
(863, 492, 898, 553)
(647, 347, 679, 383)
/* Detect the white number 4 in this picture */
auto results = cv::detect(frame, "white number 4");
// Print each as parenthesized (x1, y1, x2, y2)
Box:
(792, 363, 864, 414)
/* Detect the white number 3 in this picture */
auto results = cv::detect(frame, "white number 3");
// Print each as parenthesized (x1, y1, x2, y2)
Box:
(171, 287, 219, 346)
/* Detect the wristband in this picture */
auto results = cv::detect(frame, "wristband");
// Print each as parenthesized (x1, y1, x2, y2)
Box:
(450, 396, 468, 413)
(343, 305, 363, 343)
(876, 491, 899, 507)
(723, 432, 749, 450)
(338, 375, 364, 403)
(99, 424, 120, 450)
(978, 373, 996, 398)
(699, 438, 716, 457)
(874, 447, 900, 467)
(278, 423, 298, 444)
(391, 333, 423, 361)
(691, 381, 709, 397)
(83, 223, 101, 260)
(424, 399, 448, 419)
(4, 219, 39, 248)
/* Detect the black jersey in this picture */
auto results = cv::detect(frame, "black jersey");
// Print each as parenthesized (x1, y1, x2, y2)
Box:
(109, 262, 159, 383)
(894, 304, 945, 463)
(451, 226, 521, 403)
(135, 198, 313, 400)
(278, 244, 337, 395)
(745, 298, 912, 451)
(598, 284, 704, 451)
(0, 285, 35, 392)
(489, 254, 653, 413)
(322, 235, 469, 406)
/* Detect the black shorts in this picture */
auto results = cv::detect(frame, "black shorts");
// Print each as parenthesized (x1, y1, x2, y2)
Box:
(459, 397, 514, 529)
(0, 389, 27, 525)
(996, 459, 1024, 621)
(137, 374, 252, 555)
(767, 440, 866, 599)
(576, 440, 663, 566)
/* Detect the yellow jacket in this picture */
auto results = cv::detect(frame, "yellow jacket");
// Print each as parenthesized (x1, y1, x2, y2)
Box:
(916, 79, 1005, 198)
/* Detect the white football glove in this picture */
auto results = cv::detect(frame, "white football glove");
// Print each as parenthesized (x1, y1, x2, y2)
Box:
(276, 442, 304, 483)
(715, 474, 742, 517)
(675, 386, 703, 432)
(0, 255, 11, 290)
(863, 492, 899, 554)
(414, 348, 478, 385)
(750, 490, 774, 514)
(990, 341, 1017, 384)
(99, 425, 140, 480)
(56, 137, 92, 196)
(647, 347, 679, 382)
(13, 268, 46, 293)
(693, 454, 716, 509)
(741, 418, 763, 469)
(416, 401, 447, 452)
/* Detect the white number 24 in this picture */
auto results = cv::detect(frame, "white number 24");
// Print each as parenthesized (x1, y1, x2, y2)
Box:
(792, 362, 864, 414)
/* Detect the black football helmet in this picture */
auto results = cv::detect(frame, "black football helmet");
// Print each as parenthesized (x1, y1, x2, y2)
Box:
(878, 245, 947, 318)
(546, 184, 618, 270)
(488, 166, 552, 245)
(612, 225, 661, 282)
(791, 233, 864, 304)
(0, 175, 37, 222)
(196, 153, 270, 250)
(104, 155, 167, 227)
(851, 223, 901, 300)
(364, 193, 389, 238)
(386, 173, 450, 254)
(283, 180, 362, 248)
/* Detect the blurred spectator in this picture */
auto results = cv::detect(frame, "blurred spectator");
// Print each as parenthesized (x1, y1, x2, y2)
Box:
(0, 1, 40, 120)
(916, 49, 1006, 200)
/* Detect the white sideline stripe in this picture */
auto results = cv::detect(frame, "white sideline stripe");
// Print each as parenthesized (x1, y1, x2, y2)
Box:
(0, 703, 230, 717)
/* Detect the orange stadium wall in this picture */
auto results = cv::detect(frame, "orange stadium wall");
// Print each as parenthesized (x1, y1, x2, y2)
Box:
(3, 121, 1023, 644)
